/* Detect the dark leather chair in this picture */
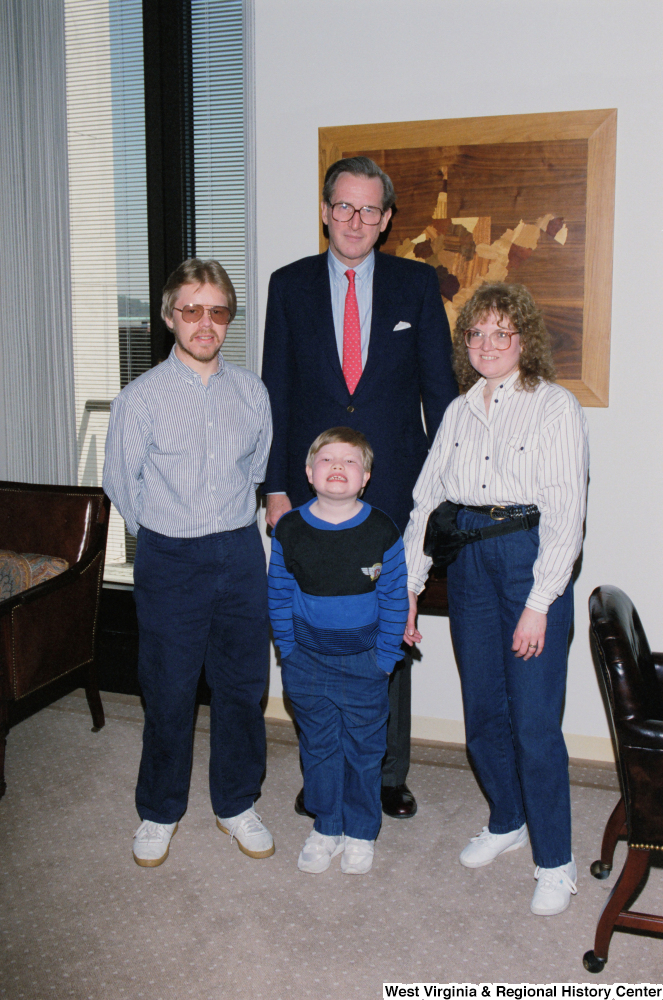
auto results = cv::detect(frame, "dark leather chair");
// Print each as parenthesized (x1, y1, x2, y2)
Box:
(584, 585, 663, 973)
(0, 481, 110, 799)
(417, 567, 449, 615)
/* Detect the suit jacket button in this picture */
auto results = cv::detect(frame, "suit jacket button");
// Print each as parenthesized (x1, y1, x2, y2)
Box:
(347, 405, 355, 413)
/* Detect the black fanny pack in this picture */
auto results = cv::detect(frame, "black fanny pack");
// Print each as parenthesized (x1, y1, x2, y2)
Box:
(423, 502, 540, 569)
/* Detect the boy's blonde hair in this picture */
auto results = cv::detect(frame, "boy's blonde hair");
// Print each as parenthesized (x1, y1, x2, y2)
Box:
(306, 427, 374, 472)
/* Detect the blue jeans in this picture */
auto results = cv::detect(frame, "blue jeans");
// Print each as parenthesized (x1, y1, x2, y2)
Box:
(447, 509, 573, 869)
(133, 523, 269, 824)
(282, 644, 390, 840)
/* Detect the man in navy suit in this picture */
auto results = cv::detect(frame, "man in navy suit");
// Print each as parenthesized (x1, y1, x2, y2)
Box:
(261, 156, 456, 818)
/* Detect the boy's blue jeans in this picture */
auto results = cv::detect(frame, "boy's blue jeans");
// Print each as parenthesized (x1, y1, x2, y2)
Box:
(133, 523, 269, 824)
(447, 510, 573, 870)
(282, 644, 390, 840)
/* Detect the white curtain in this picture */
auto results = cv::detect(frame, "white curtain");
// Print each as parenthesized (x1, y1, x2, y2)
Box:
(0, 0, 77, 484)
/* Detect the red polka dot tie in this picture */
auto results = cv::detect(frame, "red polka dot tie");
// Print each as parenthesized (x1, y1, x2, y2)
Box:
(342, 269, 362, 394)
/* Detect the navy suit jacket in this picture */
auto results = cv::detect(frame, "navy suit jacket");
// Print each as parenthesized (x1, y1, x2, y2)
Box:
(261, 250, 457, 533)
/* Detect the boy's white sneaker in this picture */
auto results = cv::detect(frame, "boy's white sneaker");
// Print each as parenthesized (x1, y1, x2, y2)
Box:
(341, 837, 375, 875)
(132, 820, 178, 867)
(297, 830, 345, 873)
(216, 805, 275, 858)
(459, 823, 528, 868)
(531, 858, 577, 915)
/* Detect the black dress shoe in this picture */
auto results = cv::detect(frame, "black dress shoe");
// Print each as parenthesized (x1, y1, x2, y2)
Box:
(294, 787, 315, 819)
(381, 783, 417, 818)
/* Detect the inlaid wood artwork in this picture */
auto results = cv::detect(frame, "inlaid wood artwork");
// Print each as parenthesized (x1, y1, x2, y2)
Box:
(319, 111, 616, 406)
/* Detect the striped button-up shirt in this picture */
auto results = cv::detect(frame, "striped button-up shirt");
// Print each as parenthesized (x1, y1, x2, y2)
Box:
(103, 347, 272, 538)
(403, 371, 589, 613)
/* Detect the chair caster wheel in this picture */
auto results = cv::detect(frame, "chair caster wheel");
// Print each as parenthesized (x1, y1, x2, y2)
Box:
(583, 950, 606, 973)
(590, 860, 611, 879)
(91, 725, 102, 733)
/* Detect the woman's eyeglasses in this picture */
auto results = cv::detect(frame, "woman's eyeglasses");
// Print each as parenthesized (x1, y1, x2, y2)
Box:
(464, 328, 516, 350)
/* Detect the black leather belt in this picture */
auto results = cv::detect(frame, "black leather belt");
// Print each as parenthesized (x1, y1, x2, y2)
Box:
(462, 503, 539, 522)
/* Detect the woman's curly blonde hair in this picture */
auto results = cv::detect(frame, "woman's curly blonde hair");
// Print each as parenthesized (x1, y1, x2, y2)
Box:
(452, 282, 556, 394)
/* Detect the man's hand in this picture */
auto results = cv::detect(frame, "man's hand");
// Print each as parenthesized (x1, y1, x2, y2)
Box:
(403, 590, 422, 646)
(512, 607, 547, 660)
(265, 494, 292, 528)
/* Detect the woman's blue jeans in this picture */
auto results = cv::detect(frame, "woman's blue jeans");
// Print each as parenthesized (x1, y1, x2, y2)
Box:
(133, 523, 269, 824)
(447, 509, 573, 869)
(282, 644, 390, 840)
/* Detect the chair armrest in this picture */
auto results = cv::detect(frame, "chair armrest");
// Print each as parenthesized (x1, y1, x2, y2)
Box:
(0, 545, 105, 616)
(652, 652, 663, 693)
(621, 717, 663, 752)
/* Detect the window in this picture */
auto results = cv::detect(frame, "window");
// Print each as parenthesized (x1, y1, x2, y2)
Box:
(64, 0, 252, 583)
(65, 0, 150, 581)
(192, 0, 247, 367)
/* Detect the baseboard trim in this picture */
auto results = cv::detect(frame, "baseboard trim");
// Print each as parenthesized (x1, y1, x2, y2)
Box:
(263, 698, 616, 764)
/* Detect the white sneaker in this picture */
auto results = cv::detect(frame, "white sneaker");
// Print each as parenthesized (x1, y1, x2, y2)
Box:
(132, 820, 178, 868)
(297, 830, 345, 874)
(341, 837, 375, 875)
(459, 823, 528, 868)
(216, 805, 275, 858)
(531, 857, 577, 915)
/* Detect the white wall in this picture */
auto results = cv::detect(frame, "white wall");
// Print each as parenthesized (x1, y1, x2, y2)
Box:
(254, 0, 663, 757)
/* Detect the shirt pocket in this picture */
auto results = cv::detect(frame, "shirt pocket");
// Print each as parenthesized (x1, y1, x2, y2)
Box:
(507, 431, 540, 455)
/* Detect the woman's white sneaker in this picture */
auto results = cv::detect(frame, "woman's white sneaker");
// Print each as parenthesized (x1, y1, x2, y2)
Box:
(341, 837, 375, 875)
(531, 858, 577, 915)
(132, 820, 178, 867)
(459, 824, 528, 868)
(297, 830, 345, 873)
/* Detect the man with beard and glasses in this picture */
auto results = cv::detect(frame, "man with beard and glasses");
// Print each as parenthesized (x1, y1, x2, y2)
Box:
(104, 258, 274, 868)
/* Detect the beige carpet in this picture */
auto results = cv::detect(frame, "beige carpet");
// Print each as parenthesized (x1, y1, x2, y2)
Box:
(1, 689, 661, 999)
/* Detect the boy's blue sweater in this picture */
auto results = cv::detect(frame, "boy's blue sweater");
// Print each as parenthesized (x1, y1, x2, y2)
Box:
(268, 499, 409, 673)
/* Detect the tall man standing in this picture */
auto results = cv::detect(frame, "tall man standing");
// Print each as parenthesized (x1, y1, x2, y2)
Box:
(261, 157, 457, 818)
(104, 259, 274, 867)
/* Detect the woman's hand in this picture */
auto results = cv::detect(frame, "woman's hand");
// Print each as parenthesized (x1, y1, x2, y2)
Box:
(403, 590, 422, 646)
(512, 607, 547, 660)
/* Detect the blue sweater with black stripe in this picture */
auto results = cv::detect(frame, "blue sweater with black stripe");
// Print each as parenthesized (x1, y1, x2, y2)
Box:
(268, 499, 409, 673)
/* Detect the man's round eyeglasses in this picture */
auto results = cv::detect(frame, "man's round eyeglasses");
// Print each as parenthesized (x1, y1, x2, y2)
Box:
(329, 201, 384, 226)
(464, 329, 517, 350)
(173, 305, 231, 325)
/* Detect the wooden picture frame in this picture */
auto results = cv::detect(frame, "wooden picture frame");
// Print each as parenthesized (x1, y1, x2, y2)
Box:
(319, 110, 616, 406)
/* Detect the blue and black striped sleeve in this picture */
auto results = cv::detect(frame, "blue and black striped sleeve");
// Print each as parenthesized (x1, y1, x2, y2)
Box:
(375, 536, 409, 672)
(267, 535, 296, 659)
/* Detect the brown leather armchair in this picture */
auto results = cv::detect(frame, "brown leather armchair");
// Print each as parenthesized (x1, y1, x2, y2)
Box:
(0, 481, 110, 799)
(584, 585, 663, 973)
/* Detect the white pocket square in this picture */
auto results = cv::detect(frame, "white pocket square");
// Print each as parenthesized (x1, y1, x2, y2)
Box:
(393, 321, 411, 331)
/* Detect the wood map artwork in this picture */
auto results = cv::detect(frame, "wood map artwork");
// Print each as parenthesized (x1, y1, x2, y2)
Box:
(319, 111, 616, 406)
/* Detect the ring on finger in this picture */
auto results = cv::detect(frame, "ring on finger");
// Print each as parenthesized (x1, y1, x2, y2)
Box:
(528, 643, 537, 648)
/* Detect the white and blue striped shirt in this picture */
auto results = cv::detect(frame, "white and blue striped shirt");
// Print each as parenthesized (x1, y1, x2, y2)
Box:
(103, 347, 272, 538)
(404, 371, 589, 613)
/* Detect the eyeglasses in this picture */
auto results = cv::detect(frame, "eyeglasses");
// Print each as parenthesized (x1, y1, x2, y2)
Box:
(173, 304, 231, 325)
(329, 201, 384, 226)
(464, 328, 517, 350)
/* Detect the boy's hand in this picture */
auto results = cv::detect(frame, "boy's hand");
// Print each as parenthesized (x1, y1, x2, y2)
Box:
(265, 494, 292, 528)
(403, 590, 422, 645)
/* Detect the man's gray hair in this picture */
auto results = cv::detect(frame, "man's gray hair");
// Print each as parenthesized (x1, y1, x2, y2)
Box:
(322, 156, 396, 211)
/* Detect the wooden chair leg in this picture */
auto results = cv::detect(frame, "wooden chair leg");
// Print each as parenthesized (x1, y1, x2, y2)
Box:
(0, 691, 7, 799)
(591, 797, 627, 878)
(592, 847, 650, 963)
(84, 661, 105, 732)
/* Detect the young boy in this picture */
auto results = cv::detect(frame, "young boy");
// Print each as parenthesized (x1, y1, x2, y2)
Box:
(268, 428, 409, 875)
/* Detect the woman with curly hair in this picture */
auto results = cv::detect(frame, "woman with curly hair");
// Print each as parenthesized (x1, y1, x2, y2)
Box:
(402, 282, 588, 917)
